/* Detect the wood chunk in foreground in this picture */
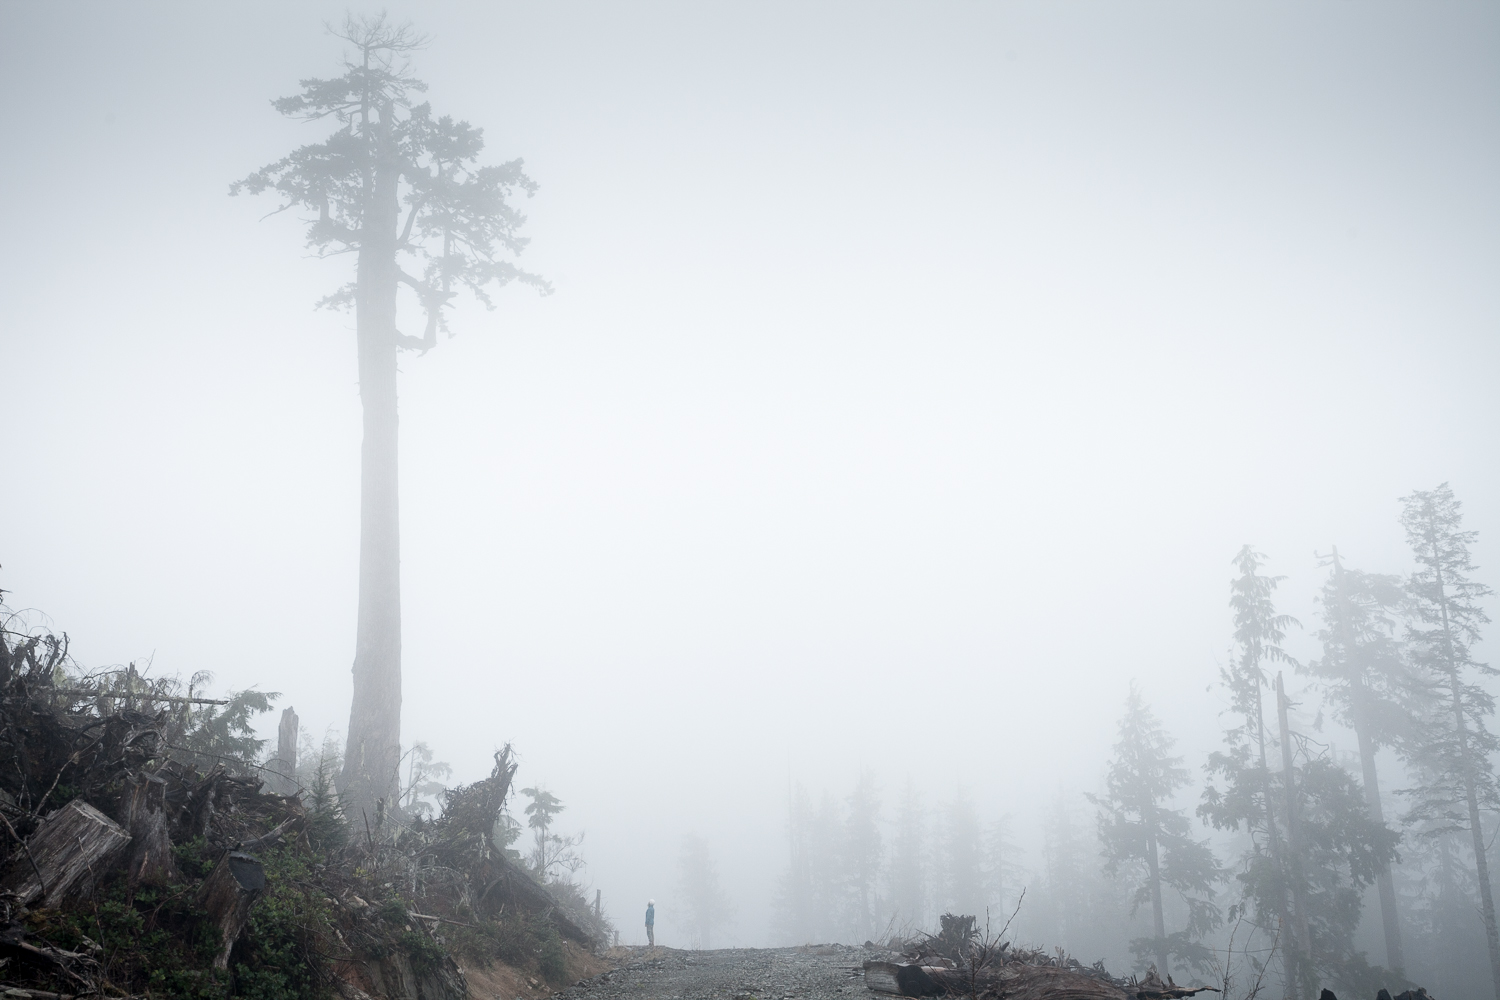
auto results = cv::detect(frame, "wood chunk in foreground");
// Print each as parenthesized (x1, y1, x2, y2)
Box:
(196, 850, 266, 969)
(0, 799, 132, 906)
(864, 960, 1137, 1000)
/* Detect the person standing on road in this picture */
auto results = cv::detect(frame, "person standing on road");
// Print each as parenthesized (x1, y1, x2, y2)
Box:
(645, 899, 655, 947)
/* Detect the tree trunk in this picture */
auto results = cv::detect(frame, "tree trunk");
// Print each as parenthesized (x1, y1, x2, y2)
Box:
(1, 799, 132, 906)
(196, 851, 266, 969)
(1354, 719, 1403, 974)
(1276, 673, 1314, 999)
(1144, 819, 1168, 978)
(341, 105, 405, 825)
(1253, 692, 1295, 1000)
(1452, 670, 1500, 1000)
(1431, 555, 1500, 1000)
(1332, 543, 1404, 976)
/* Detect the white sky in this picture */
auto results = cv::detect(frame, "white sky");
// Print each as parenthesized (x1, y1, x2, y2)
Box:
(2, 2, 1498, 946)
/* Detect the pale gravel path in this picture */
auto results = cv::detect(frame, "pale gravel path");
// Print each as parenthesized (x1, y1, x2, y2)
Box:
(559, 946, 890, 1000)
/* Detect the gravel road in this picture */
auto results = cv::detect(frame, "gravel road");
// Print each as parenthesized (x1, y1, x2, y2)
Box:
(559, 947, 887, 1000)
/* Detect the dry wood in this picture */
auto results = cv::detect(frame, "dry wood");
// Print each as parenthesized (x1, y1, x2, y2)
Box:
(865, 961, 1137, 1000)
(0, 799, 131, 906)
(264, 707, 299, 795)
(482, 852, 597, 945)
(51, 688, 228, 706)
(195, 851, 265, 969)
(121, 771, 179, 886)
(864, 960, 1220, 1000)
(237, 813, 302, 853)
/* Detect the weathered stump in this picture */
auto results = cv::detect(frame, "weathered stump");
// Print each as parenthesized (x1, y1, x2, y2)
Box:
(196, 850, 265, 969)
(0, 799, 132, 906)
(121, 771, 179, 885)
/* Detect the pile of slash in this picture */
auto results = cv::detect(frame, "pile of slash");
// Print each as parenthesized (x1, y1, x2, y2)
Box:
(0, 629, 604, 1000)
(864, 916, 1437, 1000)
(864, 914, 1217, 1000)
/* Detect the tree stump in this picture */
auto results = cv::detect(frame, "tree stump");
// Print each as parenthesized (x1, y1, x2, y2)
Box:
(121, 771, 179, 885)
(0, 799, 132, 906)
(196, 851, 266, 969)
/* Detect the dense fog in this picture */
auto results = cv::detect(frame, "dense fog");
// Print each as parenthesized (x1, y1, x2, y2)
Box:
(2, 3, 1498, 998)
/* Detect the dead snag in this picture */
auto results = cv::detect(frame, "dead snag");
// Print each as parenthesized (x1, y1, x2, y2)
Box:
(0, 799, 132, 906)
(267, 706, 299, 795)
(196, 850, 266, 969)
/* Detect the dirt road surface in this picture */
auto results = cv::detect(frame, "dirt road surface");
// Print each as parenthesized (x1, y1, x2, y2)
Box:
(557, 947, 883, 1000)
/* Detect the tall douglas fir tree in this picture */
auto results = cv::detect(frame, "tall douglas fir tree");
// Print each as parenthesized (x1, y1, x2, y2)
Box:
(233, 16, 548, 821)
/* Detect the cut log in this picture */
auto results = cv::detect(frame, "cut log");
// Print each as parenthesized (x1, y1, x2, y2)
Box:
(864, 961, 1145, 1000)
(0, 799, 132, 906)
(865, 962, 939, 997)
(121, 771, 179, 886)
(195, 850, 265, 969)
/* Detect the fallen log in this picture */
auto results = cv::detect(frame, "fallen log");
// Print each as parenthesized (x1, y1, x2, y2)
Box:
(865, 962, 946, 997)
(195, 850, 265, 969)
(0, 799, 132, 906)
(236, 812, 303, 853)
(0, 928, 97, 987)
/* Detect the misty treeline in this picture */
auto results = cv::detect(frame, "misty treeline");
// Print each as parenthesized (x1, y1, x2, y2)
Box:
(774, 484, 1498, 1000)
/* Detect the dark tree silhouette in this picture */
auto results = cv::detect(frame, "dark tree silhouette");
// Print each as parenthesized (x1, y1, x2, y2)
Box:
(232, 15, 548, 821)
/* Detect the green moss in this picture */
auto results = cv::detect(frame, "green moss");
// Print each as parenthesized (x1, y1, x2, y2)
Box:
(447, 912, 569, 983)
(23, 847, 334, 1000)
(378, 897, 411, 925)
(234, 847, 335, 1000)
(537, 923, 567, 983)
(401, 928, 447, 975)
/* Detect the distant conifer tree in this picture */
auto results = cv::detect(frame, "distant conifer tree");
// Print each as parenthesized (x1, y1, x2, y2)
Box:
(1396, 484, 1500, 1000)
(678, 834, 734, 949)
(888, 780, 927, 933)
(1305, 548, 1413, 974)
(1089, 683, 1222, 979)
(843, 770, 884, 941)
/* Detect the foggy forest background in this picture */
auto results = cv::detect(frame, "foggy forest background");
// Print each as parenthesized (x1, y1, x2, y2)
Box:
(2, 3, 1498, 1000)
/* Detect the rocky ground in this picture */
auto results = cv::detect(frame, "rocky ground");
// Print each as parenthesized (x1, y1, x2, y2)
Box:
(553, 946, 885, 1000)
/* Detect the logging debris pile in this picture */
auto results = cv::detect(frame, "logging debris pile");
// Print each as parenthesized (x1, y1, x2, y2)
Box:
(865, 913, 1216, 1000)
(864, 915, 1436, 1000)
(0, 624, 608, 1000)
